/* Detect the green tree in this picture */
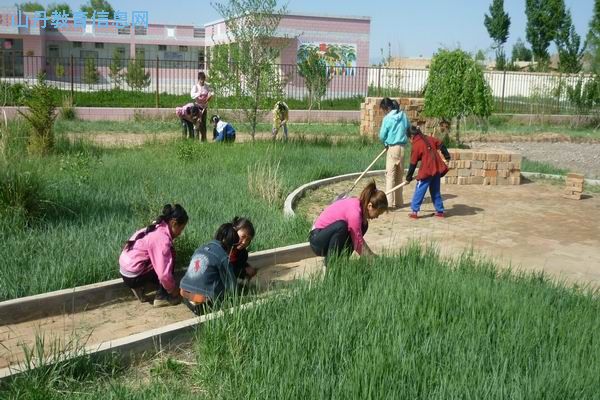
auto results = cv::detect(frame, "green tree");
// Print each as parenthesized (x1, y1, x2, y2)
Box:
(556, 10, 586, 73)
(47, 3, 72, 15)
(80, 0, 114, 18)
(125, 58, 150, 91)
(566, 75, 600, 124)
(15, 2, 44, 11)
(109, 48, 124, 88)
(18, 74, 59, 155)
(297, 45, 332, 114)
(587, 0, 600, 74)
(525, 0, 566, 70)
(511, 38, 533, 62)
(484, 0, 511, 70)
(423, 49, 493, 144)
(211, 0, 288, 139)
(83, 58, 99, 86)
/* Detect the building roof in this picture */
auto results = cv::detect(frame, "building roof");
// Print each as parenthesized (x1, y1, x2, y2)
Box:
(204, 12, 371, 27)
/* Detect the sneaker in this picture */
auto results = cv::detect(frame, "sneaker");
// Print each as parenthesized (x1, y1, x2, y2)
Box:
(153, 293, 181, 308)
(409, 212, 418, 219)
(131, 287, 146, 303)
(435, 212, 445, 218)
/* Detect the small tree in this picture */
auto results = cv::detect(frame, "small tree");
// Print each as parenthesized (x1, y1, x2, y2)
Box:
(567, 75, 600, 125)
(83, 58, 99, 86)
(423, 49, 494, 144)
(47, 2, 72, 15)
(211, 0, 288, 139)
(18, 75, 59, 155)
(484, 0, 511, 70)
(297, 44, 332, 115)
(80, 0, 114, 18)
(511, 38, 533, 62)
(16, 2, 44, 11)
(54, 62, 65, 79)
(556, 10, 586, 73)
(109, 48, 124, 88)
(125, 58, 150, 91)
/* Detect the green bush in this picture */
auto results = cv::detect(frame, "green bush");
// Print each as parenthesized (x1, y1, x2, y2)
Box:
(18, 75, 59, 155)
(83, 58, 100, 86)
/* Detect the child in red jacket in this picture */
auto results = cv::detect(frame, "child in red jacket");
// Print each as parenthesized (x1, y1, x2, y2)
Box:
(405, 126, 451, 219)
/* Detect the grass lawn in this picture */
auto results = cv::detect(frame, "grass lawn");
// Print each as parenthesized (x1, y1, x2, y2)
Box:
(0, 137, 385, 301)
(2, 247, 600, 399)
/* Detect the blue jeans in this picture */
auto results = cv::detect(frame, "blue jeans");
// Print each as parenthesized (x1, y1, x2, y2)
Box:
(411, 175, 444, 213)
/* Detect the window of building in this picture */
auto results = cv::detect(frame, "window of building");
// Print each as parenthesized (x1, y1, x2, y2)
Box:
(135, 26, 147, 36)
(48, 45, 59, 59)
(198, 49, 205, 69)
(179, 46, 188, 52)
(85, 24, 93, 34)
(166, 27, 175, 38)
(95, 43, 104, 49)
(73, 42, 82, 48)
(136, 48, 145, 60)
(81, 50, 98, 60)
(159, 45, 167, 51)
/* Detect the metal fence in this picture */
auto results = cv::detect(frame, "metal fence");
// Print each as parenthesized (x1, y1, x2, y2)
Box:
(0, 53, 597, 114)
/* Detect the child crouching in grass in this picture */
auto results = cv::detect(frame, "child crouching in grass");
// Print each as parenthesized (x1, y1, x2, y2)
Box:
(179, 223, 240, 315)
(211, 115, 236, 143)
(230, 217, 257, 284)
(176, 103, 202, 139)
(119, 204, 188, 307)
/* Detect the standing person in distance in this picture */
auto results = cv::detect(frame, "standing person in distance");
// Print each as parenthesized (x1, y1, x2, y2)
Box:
(405, 125, 451, 219)
(379, 97, 410, 209)
(190, 71, 214, 142)
(272, 101, 289, 141)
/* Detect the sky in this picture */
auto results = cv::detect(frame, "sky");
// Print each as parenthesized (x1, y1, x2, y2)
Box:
(2, 0, 595, 63)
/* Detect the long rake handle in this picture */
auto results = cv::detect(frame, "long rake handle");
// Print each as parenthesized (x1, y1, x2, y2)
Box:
(385, 181, 409, 195)
(349, 148, 388, 190)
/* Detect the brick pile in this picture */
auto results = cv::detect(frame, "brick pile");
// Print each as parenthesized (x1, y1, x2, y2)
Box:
(360, 97, 430, 138)
(563, 173, 585, 200)
(444, 149, 522, 185)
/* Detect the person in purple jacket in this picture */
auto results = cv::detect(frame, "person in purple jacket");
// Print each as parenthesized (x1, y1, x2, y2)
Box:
(309, 182, 388, 266)
(119, 204, 188, 307)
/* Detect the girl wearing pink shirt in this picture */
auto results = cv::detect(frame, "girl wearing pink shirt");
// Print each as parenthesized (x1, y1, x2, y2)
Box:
(309, 182, 388, 266)
(119, 204, 188, 307)
(190, 71, 214, 142)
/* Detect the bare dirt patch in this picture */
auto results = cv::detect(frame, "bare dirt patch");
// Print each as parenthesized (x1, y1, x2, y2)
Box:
(298, 176, 600, 289)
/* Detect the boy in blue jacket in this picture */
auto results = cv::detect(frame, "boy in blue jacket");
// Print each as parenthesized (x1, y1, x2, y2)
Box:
(211, 115, 236, 143)
(379, 97, 410, 209)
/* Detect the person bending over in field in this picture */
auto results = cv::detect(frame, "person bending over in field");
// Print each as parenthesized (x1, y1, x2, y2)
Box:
(405, 125, 451, 219)
(211, 115, 236, 142)
(179, 223, 240, 315)
(176, 103, 202, 139)
(309, 181, 388, 266)
(119, 204, 188, 307)
(272, 101, 289, 141)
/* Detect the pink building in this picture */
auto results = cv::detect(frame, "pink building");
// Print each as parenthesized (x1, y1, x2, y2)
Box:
(0, 8, 370, 97)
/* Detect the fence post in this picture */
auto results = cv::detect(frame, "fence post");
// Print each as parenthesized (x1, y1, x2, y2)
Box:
(500, 69, 507, 113)
(377, 66, 382, 97)
(70, 55, 74, 101)
(155, 56, 160, 108)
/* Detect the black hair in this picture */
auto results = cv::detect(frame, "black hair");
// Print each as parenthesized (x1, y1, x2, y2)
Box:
(215, 223, 239, 252)
(277, 101, 288, 111)
(232, 216, 255, 237)
(189, 105, 200, 117)
(211, 114, 220, 124)
(379, 97, 398, 112)
(391, 99, 400, 112)
(197, 71, 206, 81)
(406, 125, 422, 139)
(124, 204, 188, 251)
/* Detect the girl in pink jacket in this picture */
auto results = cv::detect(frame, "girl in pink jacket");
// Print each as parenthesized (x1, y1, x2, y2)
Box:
(119, 204, 188, 307)
(309, 182, 388, 266)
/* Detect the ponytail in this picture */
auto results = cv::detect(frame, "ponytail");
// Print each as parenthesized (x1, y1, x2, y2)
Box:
(379, 97, 397, 112)
(215, 223, 240, 252)
(358, 181, 388, 217)
(124, 204, 189, 251)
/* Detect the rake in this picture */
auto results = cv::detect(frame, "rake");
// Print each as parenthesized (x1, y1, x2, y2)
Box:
(333, 147, 388, 202)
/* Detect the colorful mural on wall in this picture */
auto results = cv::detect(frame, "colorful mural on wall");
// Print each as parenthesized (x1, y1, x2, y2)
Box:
(297, 42, 357, 77)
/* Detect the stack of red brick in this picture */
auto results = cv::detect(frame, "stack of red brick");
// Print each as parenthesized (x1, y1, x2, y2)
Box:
(563, 173, 585, 200)
(444, 149, 522, 185)
(359, 97, 429, 138)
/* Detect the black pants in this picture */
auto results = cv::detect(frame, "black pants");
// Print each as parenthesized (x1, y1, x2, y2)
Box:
(181, 119, 195, 139)
(198, 109, 207, 142)
(120, 269, 168, 297)
(309, 220, 354, 266)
